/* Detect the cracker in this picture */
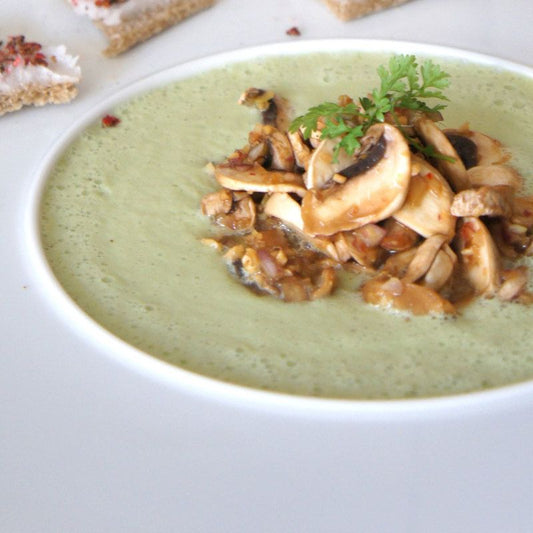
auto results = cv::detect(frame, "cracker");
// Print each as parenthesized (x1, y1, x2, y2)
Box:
(322, 0, 412, 20)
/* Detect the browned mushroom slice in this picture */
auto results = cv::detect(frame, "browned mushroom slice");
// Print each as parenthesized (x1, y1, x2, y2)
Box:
(403, 234, 449, 284)
(304, 137, 357, 190)
(202, 190, 256, 231)
(393, 156, 456, 240)
(249, 125, 295, 171)
(380, 219, 419, 253)
(467, 165, 523, 190)
(238, 87, 290, 130)
(455, 217, 500, 296)
(300, 123, 411, 236)
(214, 162, 307, 196)
(263, 192, 341, 260)
(414, 117, 469, 191)
(287, 130, 312, 170)
(511, 195, 533, 228)
(451, 185, 514, 218)
(361, 273, 456, 315)
(445, 127, 510, 166)
(498, 266, 529, 301)
(333, 224, 386, 268)
(422, 245, 457, 291)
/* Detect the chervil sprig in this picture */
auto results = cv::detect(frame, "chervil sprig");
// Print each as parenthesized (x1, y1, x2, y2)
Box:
(289, 54, 452, 161)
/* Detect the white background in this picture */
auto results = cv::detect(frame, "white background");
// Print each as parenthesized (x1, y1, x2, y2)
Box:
(2, 1, 533, 531)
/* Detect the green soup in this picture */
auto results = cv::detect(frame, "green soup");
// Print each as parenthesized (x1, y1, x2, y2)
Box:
(40, 50, 533, 399)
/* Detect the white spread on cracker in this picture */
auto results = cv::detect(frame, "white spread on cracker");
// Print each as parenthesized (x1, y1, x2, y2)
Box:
(0, 44, 80, 94)
(68, 0, 181, 26)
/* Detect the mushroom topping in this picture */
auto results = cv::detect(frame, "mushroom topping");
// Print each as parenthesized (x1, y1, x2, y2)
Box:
(249, 125, 296, 171)
(361, 273, 456, 315)
(214, 162, 307, 196)
(287, 129, 312, 170)
(238, 87, 290, 130)
(393, 156, 456, 240)
(304, 137, 357, 190)
(444, 126, 510, 166)
(455, 217, 500, 296)
(201, 75, 533, 314)
(450, 185, 514, 218)
(414, 116, 470, 191)
(380, 219, 419, 253)
(467, 164, 523, 190)
(301, 123, 411, 236)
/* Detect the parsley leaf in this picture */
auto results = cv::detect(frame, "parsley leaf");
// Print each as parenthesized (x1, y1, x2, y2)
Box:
(289, 54, 451, 160)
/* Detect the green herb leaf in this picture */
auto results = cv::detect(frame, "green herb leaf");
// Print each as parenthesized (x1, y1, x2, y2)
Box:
(289, 54, 452, 160)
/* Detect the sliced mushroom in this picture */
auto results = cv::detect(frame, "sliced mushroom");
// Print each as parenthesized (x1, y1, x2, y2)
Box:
(380, 219, 419, 253)
(263, 192, 340, 260)
(393, 156, 456, 240)
(301, 123, 411, 236)
(445, 126, 510, 166)
(414, 116, 469, 191)
(467, 165, 523, 190)
(238, 87, 290, 130)
(214, 162, 307, 196)
(304, 137, 357, 190)
(455, 217, 500, 296)
(422, 245, 457, 291)
(249, 125, 295, 171)
(287, 129, 312, 170)
(498, 267, 528, 301)
(361, 273, 456, 315)
(333, 224, 386, 268)
(403, 234, 449, 284)
(451, 185, 514, 218)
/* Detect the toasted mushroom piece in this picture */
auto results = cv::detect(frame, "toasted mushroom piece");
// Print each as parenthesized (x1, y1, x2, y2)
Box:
(393, 156, 456, 240)
(445, 126, 510, 166)
(238, 87, 290, 130)
(451, 185, 514, 218)
(304, 137, 357, 190)
(249, 125, 295, 171)
(333, 225, 386, 268)
(403, 234, 449, 284)
(263, 192, 340, 260)
(301, 123, 411, 236)
(498, 267, 529, 301)
(287, 130, 312, 170)
(422, 245, 457, 291)
(467, 165, 523, 190)
(361, 273, 456, 315)
(414, 117, 470, 191)
(455, 217, 500, 296)
(380, 219, 419, 253)
(214, 162, 307, 196)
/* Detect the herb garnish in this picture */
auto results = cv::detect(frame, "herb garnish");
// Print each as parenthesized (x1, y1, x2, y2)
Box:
(289, 54, 452, 161)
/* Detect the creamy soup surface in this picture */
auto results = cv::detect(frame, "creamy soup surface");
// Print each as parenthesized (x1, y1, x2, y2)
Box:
(40, 51, 533, 399)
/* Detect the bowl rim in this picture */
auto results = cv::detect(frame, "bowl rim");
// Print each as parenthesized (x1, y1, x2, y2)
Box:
(25, 38, 533, 418)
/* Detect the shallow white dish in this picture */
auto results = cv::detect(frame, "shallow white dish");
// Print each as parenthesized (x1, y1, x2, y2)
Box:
(25, 39, 533, 414)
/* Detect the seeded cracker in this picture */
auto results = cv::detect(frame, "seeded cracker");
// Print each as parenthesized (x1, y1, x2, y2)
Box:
(322, 0, 412, 20)
(67, 0, 215, 56)
(0, 36, 81, 117)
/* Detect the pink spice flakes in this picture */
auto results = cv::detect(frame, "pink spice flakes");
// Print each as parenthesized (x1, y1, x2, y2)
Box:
(102, 114, 121, 127)
(0, 35, 48, 74)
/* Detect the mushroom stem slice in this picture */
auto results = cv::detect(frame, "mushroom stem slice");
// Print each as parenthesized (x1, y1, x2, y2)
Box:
(455, 217, 500, 296)
(301, 123, 411, 236)
(414, 117, 470, 191)
(214, 162, 307, 196)
(422, 246, 457, 291)
(467, 165, 523, 191)
(451, 185, 514, 218)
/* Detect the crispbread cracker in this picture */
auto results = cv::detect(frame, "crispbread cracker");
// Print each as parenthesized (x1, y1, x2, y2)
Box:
(322, 0, 411, 20)
(0, 82, 78, 116)
(96, 0, 215, 56)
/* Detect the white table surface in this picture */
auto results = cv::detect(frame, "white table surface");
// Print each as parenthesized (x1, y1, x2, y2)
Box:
(2, 1, 533, 532)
